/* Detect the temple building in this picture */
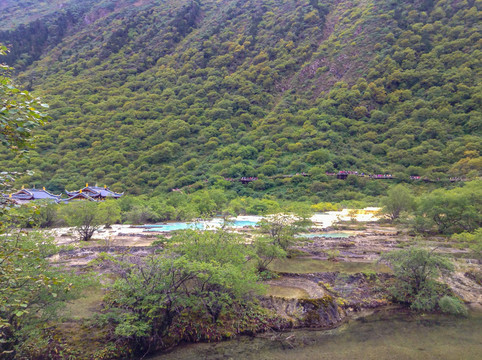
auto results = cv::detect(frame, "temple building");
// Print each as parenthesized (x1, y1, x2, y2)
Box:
(2, 187, 62, 204)
(62, 191, 97, 203)
(65, 184, 124, 202)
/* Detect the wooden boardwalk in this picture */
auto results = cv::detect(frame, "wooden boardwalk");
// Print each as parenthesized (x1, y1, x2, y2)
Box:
(172, 172, 471, 192)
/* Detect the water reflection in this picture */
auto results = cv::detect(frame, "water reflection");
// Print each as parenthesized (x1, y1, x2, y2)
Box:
(152, 310, 482, 360)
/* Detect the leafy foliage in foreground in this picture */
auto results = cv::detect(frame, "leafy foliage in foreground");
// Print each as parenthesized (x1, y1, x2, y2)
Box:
(0, 0, 479, 200)
(0, 230, 88, 358)
(0, 44, 89, 359)
(0, 45, 48, 152)
(99, 229, 266, 356)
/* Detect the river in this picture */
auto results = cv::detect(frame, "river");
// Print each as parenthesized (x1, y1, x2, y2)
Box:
(152, 309, 482, 360)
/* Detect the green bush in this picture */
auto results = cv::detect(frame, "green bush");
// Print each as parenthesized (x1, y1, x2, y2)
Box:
(100, 228, 264, 355)
(382, 247, 456, 313)
(438, 296, 468, 316)
(451, 228, 482, 260)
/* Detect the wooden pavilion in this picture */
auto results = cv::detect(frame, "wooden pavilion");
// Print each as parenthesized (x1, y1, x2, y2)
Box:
(65, 184, 124, 202)
(2, 187, 62, 204)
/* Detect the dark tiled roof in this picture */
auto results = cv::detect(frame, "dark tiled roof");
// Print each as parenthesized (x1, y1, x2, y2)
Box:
(66, 186, 123, 198)
(63, 192, 97, 203)
(2, 189, 61, 202)
(28, 189, 62, 199)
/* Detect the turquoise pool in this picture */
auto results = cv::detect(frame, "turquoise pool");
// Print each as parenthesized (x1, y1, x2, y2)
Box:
(142, 220, 259, 232)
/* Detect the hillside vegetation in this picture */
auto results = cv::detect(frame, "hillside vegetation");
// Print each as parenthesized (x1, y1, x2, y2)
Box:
(0, 0, 480, 201)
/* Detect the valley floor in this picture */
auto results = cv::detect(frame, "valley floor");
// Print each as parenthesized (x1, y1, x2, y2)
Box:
(44, 219, 481, 358)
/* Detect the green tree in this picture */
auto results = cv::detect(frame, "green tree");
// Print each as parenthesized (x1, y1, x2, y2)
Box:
(98, 199, 121, 227)
(1, 0, 481, 198)
(0, 230, 87, 358)
(101, 255, 198, 353)
(124, 204, 160, 224)
(381, 247, 459, 312)
(59, 201, 119, 241)
(170, 228, 261, 321)
(0, 44, 47, 210)
(255, 213, 311, 271)
(190, 189, 227, 218)
(1, 45, 48, 151)
(33, 200, 59, 228)
(8, 200, 59, 228)
(101, 228, 263, 355)
(254, 234, 287, 272)
(257, 213, 311, 251)
(414, 181, 481, 234)
(0, 44, 89, 358)
(381, 184, 415, 221)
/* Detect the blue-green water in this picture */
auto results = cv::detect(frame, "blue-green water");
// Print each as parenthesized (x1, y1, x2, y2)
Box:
(141, 221, 352, 235)
(144, 223, 205, 231)
(142, 220, 258, 232)
(152, 310, 482, 360)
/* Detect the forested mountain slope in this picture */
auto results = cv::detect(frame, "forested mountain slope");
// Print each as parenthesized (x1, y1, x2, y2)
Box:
(0, 0, 71, 30)
(0, 0, 480, 200)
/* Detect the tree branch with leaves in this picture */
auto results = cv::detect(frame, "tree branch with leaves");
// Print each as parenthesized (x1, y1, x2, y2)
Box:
(1, 45, 48, 152)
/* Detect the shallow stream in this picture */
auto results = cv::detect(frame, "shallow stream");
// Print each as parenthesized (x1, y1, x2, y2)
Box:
(152, 310, 482, 360)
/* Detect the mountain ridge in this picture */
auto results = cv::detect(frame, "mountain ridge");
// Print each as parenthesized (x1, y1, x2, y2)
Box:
(0, 0, 480, 201)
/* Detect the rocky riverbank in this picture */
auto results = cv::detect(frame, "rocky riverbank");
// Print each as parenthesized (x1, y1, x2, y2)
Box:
(293, 223, 481, 308)
(248, 221, 481, 333)
(53, 221, 481, 310)
(45, 221, 481, 359)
